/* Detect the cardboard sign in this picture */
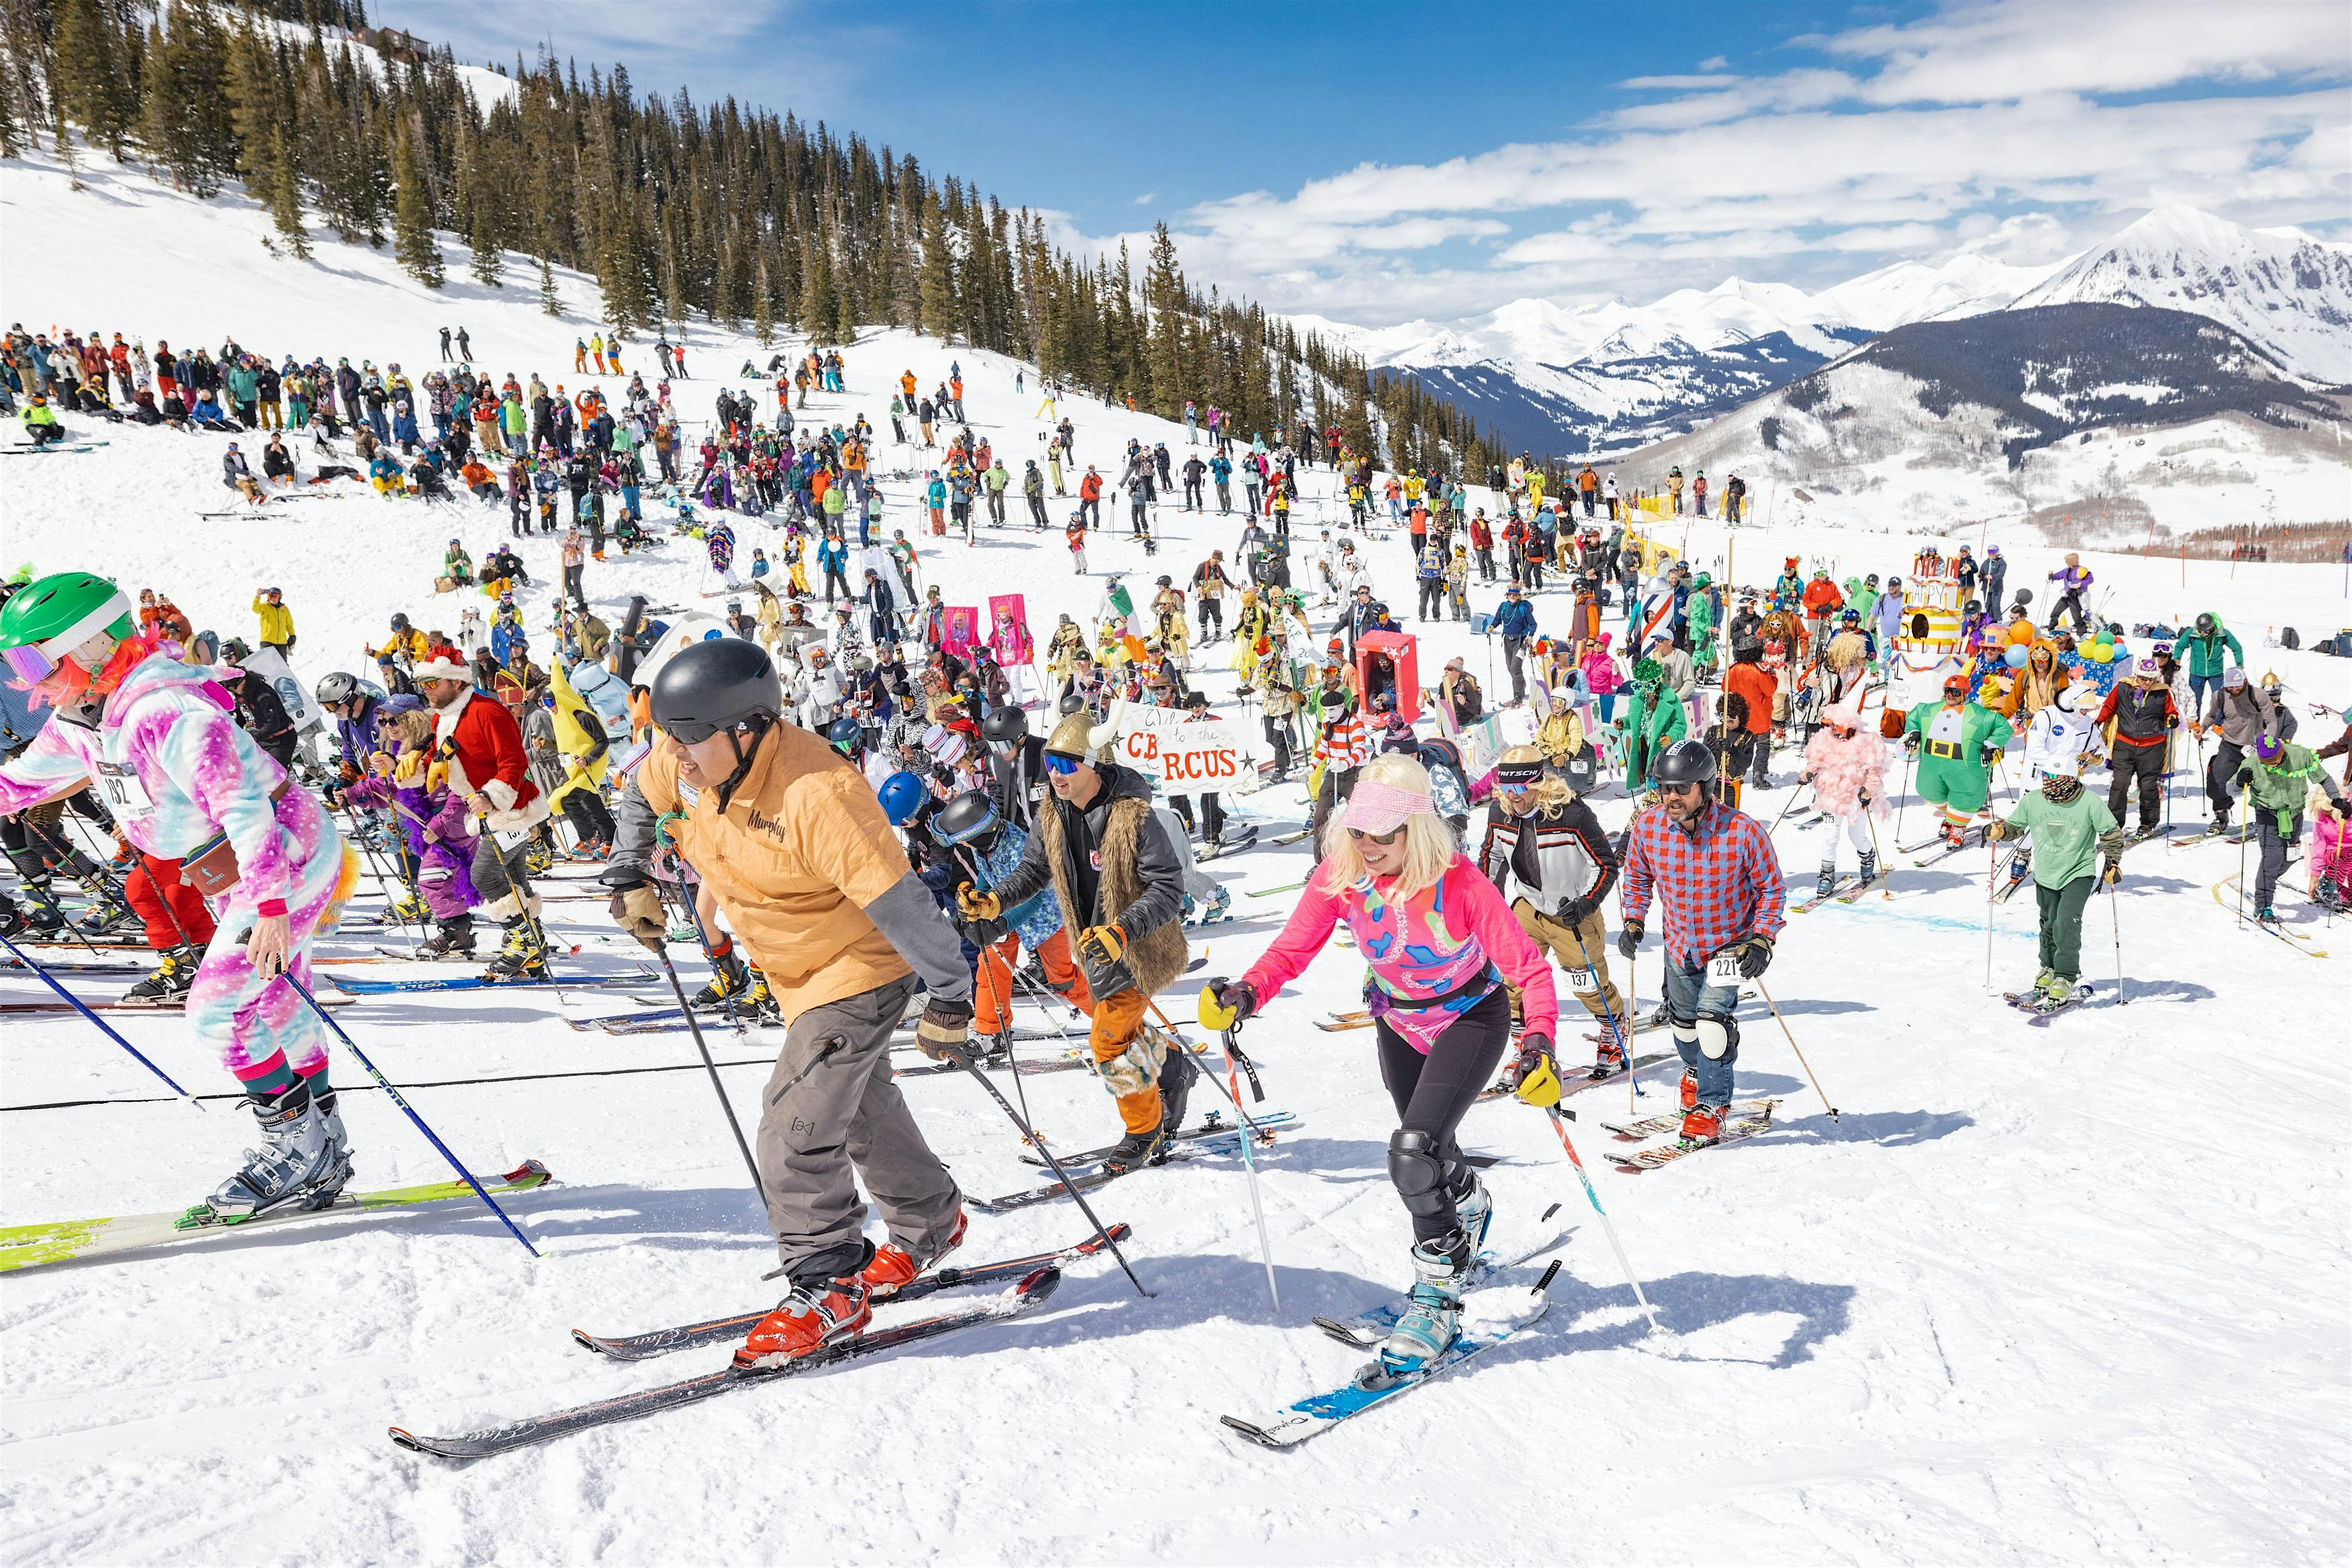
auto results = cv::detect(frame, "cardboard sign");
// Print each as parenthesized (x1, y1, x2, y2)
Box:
(243, 644, 321, 733)
(1118, 707, 1247, 789)
(941, 606, 978, 658)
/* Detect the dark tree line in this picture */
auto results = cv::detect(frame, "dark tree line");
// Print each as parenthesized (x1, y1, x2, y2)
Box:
(3, 0, 1512, 474)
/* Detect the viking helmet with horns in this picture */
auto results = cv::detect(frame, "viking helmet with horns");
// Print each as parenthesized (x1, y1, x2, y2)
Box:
(1045, 698, 1126, 764)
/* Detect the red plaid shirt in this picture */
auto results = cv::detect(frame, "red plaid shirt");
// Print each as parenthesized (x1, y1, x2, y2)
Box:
(1618, 799, 1786, 965)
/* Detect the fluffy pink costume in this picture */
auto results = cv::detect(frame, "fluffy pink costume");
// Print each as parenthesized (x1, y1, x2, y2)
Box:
(1802, 709, 1890, 818)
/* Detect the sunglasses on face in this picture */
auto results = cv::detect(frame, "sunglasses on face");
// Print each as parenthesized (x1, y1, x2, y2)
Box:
(1656, 781, 1707, 797)
(1044, 752, 1083, 775)
(1347, 825, 1405, 846)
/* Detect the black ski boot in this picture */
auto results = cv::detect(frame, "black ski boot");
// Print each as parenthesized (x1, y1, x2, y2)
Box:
(417, 914, 476, 960)
(694, 943, 751, 1008)
(1099, 1121, 1168, 1177)
(486, 917, 550, 980)
(1856, 849, 1878, 886)
(1156, 1039, 1198, 1135)
(121, 944, 201, 1006)
(1815, 867, 1836, 899)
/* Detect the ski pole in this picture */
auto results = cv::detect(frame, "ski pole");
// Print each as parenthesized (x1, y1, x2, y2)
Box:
(1862, 799, 1894, 900)
(342, 803, 423, 957)
(1984, 829, 1997, 990)
(950, 1045, 1151, 1299)
(970, 932, 1040, 1136)
(283, 974, 540, 1257)
(1562, 924, 1641, 1108)
(1202, 991, 1280, 1312)
(2108, 876, 2126, 1006)
(675, 882, 750, 1041)
(2236, 795, 2249, 926)
(1894, 751, 1913, 842)
(0, 930, 200, 1102)
(645, 937, 765, 1199)
(1753, 980, 1839, 1122)
(1541, 1106, 1663, 1336)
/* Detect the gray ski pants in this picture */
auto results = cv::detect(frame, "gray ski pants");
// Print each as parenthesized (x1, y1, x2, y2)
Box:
(756, 972, 962, 1284)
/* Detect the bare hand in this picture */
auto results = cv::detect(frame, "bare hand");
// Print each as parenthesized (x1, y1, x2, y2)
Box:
(246, 914, 292, 978)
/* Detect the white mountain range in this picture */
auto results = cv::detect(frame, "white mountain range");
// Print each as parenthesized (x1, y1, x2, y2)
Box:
(1296, 207, 2351, 457)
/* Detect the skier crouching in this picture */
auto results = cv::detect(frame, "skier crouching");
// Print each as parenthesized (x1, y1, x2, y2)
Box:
(0, 572, 360, 1216)
(1200, 752, 1560, 1374)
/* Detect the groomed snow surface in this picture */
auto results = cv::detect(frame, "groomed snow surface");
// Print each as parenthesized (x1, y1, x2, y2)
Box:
(3, 150, 2351, 1567)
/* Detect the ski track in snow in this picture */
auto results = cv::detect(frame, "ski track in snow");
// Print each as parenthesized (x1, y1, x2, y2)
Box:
(2, 150, 2349, 1567)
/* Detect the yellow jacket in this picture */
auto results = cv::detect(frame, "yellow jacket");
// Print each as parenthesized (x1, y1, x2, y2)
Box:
(251, 593, 294, 645)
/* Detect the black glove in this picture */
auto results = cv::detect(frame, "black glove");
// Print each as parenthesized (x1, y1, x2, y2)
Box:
(1555, 894, 1596, 926)
(1731, 932, 1775, 979)
(1507, 1031, 1560, 1108)
(1980, 744, 2004, 765)
(1903, 733, 1921, 754)
(1616, 919, 1644, 961)
(915, 996, 973, 1061)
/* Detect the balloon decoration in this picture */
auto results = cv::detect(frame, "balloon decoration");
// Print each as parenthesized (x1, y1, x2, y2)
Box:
(2007, 622, 2035, 645)
(2004, 644, 2029, 668)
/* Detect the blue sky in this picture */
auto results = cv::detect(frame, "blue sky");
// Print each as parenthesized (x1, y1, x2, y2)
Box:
(386, 0, 2351, 326)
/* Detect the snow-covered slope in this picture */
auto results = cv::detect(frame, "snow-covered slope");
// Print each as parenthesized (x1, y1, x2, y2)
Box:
(5, 149, 2351, 1568)
(2010, 206, 2352, 386)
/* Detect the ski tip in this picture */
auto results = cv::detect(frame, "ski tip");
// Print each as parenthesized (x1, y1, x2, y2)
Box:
(499, 1160, 554, 1185)
(1539, 1202, 1562, 1224)
(1076, 1222, 1134, 1254)
(1218, 1413, 1282, 1449)
(1535, 1258, 1563, 1294)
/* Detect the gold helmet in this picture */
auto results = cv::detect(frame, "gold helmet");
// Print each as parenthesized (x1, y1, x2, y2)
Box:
(1046, 698, 1125, 763)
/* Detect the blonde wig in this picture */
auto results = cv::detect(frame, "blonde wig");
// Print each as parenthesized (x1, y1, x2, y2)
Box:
(1315, 751, 1460, 902)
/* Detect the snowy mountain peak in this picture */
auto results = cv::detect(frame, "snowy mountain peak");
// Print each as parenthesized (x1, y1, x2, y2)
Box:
(2011, 205, 2352, 385)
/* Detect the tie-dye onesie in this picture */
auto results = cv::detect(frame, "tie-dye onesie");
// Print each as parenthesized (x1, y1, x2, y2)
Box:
(0, 653, 353, 1098)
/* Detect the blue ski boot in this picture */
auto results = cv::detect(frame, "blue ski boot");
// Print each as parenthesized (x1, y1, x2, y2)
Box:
(1378, 1229, 1470, 1375)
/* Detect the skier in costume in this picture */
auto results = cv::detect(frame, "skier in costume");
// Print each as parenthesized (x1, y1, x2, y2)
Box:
(1798, 699, 1888, 897)
(929, 789, 1093, 1059)
(1984, 775, 2124, 1010)
(1903, 673, 2015, 850)
(2229, 734, 2347, 925)
(954, 703, 1198, 1174)
(339, 695, 482, 959)
(1616, 739, 1786, 1145)
(1478, 745, 1628, 1075)
(1200, 751, 1559, 1373)
(603, 638, 976, 1367)
(409, 656, 552, 977)
(0, 572, 360, 1215)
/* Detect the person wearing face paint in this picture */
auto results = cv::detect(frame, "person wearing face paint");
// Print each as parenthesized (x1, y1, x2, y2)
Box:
(1201, 750, 1558, 1376)
(0, 571, 359, 1219)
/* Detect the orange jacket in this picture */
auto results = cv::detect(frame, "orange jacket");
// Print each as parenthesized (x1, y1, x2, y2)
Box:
(1802, 579, 1844, 615)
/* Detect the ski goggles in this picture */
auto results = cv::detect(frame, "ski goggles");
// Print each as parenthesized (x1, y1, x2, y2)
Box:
(1493, 760, 1546, 790)
(3, 595, 131, 689)
(1043, 752, 1084, 775)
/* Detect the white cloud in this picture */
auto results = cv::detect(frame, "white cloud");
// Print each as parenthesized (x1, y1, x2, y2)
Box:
(1093, 0, 2352, 326)
(1134, 192, 1157, 206)
(1696, 56, 1730, 73)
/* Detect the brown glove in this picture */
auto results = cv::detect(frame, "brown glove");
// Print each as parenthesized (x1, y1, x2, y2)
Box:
(608, 883, 666, 953)
(915, 997, 972, 1062)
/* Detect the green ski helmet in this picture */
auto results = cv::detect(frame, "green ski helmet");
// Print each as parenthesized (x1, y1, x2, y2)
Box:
(0, 571, 134, 686)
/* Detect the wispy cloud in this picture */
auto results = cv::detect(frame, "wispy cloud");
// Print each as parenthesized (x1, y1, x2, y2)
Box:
(1051, 0, 2352, 324)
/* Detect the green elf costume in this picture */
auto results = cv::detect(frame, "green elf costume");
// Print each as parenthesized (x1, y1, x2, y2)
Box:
(1616, 657, 1688, 793)
(1903, 670, 2016, 848)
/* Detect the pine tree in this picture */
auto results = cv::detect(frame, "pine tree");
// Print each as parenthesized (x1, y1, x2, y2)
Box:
(52, 0, 135, 159)
(753, 254, 776, 348)
(539, 252, 561, 316)
(464, 132, 501, 287)
(916, 194, 955, 341)
(268, 125, 310, 258)
(391, 126, 443, 287)
(802, 233, 838, 344)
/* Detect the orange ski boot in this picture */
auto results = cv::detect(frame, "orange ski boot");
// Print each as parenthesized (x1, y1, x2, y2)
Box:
(862, 1209, 968, 1299)
(733, 1270, 871, 1370)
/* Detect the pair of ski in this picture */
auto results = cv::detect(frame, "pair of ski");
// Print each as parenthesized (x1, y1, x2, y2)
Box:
(1193, 824, 1261, 863)
(1222, 1217, 1568, 1448)
(2003, 985, 2095, 1022)
(390, 1227, 1132, 1460)
(1792, 872, 1884, 914)
(3, 1161, 555, 1274)
(1014, 1109, 1299, 1172)
(960, 1109, 1289, 1213)
(1603, 1102, 1781, 1171)
(327, 967, 659, 995)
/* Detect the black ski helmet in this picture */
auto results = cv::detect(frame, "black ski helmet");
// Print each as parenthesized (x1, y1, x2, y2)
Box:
(650, 637, 780, 744)
(1649, 738, 1718, 787)
(981, 706, 1029, 746)
(315, 671, 359, 706)
(827, 715, 864, 755)
(2195, 611, 2217, 636)
(933, 790, 1001, 851)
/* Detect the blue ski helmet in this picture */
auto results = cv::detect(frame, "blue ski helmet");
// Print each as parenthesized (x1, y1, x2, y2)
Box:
(827, 715, 864, 755)
(878, 771, 926, 825)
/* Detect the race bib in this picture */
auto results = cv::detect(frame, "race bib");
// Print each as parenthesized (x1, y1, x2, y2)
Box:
(1708, 951, 1745, 986)
(1566, 966, 1599, 995)
(96, 762, 157, 818)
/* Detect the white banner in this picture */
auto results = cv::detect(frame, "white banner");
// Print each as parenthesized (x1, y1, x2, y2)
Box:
(243, 644, 322, 734)
(1118, 708, 1249, 791)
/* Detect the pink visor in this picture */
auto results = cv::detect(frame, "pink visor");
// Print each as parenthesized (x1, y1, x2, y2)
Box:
(1337, 781, 1431, 836)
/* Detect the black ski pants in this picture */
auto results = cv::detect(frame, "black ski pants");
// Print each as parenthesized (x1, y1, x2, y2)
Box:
(2107, 741, 2166, 833)
(1376, 988, 1511, 1243)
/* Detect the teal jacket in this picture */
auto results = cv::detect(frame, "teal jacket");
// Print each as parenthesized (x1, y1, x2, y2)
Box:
(2175, 623, 2243, 679)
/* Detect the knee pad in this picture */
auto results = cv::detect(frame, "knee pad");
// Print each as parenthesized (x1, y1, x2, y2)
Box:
(1697, 1014, 1738, 1061)
(1387, 1129, 1452, 1219)
(1671, 1016, 1701, 1049)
